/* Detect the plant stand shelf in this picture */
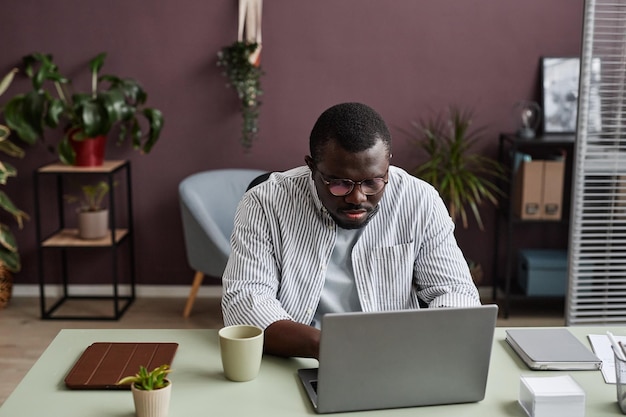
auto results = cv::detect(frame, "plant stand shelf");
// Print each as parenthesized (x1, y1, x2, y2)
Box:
(34, 160, 136, 320)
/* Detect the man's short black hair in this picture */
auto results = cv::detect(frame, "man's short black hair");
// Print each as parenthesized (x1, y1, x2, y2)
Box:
(309, 102, 392, 162)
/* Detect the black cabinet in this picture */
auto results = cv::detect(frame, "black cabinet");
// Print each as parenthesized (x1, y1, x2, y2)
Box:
(34, 160, 136, 320)
(492, 134, 575, 317)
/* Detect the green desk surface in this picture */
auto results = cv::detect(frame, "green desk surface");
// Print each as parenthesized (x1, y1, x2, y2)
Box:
(0, 327, 622, 416)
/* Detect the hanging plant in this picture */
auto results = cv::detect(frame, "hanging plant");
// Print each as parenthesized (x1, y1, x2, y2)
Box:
(217, 41, 264, 150)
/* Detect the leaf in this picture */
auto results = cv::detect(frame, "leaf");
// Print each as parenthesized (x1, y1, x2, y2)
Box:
(0, 68, 18, 96)
(0, 247, 20, 273)
(142, 108, 164, 154)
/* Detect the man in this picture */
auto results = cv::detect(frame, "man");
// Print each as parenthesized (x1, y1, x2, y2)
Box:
(221, 102, 480, 359)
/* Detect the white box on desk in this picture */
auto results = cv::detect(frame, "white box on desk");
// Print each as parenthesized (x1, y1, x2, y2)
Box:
(519, 375, 585, 417)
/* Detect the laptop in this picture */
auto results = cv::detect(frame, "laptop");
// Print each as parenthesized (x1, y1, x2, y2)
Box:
(298, 305, 498, 413)
(505, 328, 602, 370)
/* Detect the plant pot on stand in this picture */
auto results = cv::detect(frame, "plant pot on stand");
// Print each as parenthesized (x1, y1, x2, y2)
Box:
(69, 131, 107, 167)
(77, 209, 109, 240)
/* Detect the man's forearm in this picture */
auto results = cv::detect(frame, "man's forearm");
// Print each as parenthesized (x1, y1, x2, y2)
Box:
(264, 319, 321, 359)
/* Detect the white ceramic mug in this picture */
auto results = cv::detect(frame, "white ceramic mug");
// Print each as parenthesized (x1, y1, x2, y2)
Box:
(218, 324, 264, 382)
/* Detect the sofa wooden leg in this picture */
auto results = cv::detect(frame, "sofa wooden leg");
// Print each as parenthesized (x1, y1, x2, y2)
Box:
(183, 271, 205, 318)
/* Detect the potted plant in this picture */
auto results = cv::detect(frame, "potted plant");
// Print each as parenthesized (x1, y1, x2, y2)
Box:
(117, 364, 172, 417)
(3, 52, 164, 166)
(217, 41, 263, 150)
(64, 180, 111, 240)
(404, 106, 505, 284)
(0, 67, 30, 307)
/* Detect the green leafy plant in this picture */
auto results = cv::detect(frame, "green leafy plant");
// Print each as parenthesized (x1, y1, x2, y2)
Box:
(64, 180, 111, 212)
(4, 52, 164, 165)
(406, 106, 504, 230)
(0, 68, 30, 273)
(117, 364, 172, 391)
(217, 41, 263, 150)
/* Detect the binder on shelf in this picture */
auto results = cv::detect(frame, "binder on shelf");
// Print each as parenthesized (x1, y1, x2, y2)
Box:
(542, 160, 565, 220)
(513, 159, 543, 220)
(512, 154, 565, 221)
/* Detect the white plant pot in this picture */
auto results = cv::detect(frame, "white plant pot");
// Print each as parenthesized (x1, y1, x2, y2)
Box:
(131, 382, 172, 417)
(77, 209, 108, 239)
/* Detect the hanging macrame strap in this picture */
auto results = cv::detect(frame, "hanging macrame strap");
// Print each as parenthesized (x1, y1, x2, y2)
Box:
(238, 0, 263, 66)
(238, 0, 262, 43)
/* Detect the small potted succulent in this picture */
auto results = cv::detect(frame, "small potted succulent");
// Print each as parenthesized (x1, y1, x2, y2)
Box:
(4, 52, 164, 166)
(117, 364, 172, 417)
(64, 180, 111, 240)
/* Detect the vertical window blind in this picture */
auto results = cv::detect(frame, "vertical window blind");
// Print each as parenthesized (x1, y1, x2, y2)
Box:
(567, 0, 626, 324)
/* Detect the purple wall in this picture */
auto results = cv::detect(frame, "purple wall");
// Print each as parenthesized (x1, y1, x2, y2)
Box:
(2, 0, 583, 287)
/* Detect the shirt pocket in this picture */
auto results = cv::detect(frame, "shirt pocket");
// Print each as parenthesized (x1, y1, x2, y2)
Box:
(367, 243, 414, 309)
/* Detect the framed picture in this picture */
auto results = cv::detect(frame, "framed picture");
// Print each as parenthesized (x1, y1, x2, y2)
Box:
(541, 57, 602, 134)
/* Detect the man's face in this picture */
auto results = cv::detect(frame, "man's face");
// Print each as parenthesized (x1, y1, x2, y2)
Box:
(306, 139, 390, 229)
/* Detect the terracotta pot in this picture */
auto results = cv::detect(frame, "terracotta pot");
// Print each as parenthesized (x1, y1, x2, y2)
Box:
(131, 381, 172, 417)
(78, 209, 109, 240)
(69, 131, 107, 167)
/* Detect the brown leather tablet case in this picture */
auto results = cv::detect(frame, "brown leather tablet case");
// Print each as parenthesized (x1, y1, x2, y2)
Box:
(64, 342, 178, 390)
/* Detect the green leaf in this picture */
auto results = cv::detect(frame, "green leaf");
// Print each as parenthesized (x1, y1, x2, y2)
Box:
(4, 96, 41, 145)
(142, 108, 164, 154)
(0, 138, 25, 159)
(0, 248, 20, 273)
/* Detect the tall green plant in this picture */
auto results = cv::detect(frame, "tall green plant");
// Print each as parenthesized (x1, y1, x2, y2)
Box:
(407, 106, 504, 230)
(0, 68, 30, 272)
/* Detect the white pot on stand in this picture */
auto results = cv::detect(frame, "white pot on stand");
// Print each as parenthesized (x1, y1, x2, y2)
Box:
(77, 209, 108, 239)
(131, 381, 172, 417)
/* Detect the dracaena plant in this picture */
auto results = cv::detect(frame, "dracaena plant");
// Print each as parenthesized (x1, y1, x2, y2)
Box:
(117, 364, 172, 391)
(0, 68, 30, 273)
(4, 52, 164, 165)
(406, 106, 505, 230)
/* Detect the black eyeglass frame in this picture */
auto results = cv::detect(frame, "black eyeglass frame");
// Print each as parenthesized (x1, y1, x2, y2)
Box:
(317, 169, 389, 197)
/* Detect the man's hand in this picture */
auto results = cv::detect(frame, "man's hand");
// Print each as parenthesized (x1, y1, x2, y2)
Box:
(264, 320, 321, 359)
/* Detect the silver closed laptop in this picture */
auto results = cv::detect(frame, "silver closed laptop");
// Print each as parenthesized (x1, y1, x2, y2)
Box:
(298, 305, 499, 413)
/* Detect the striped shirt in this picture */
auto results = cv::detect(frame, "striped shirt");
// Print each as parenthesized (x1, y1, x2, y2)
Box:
(221, 165, 480, 330)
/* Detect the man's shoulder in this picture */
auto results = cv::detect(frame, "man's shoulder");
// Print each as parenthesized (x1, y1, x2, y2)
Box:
(246, 166, 311, 200)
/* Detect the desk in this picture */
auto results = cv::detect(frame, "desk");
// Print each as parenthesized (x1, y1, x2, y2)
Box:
(0, 328, 622, 416)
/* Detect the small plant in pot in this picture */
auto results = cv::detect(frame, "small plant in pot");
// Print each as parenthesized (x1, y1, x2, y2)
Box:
(4, 52, 164, 166)
(117, 364, 172, 417)
(64, 180, 111, 240)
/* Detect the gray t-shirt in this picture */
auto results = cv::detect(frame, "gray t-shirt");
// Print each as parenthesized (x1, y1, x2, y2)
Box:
(312, 227, 363, 329)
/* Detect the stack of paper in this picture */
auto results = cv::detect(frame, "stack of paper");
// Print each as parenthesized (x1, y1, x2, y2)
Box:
(519, 375, 585, 417)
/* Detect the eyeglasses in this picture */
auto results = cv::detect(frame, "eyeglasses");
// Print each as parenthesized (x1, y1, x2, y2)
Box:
(318, 170, 388, 197)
